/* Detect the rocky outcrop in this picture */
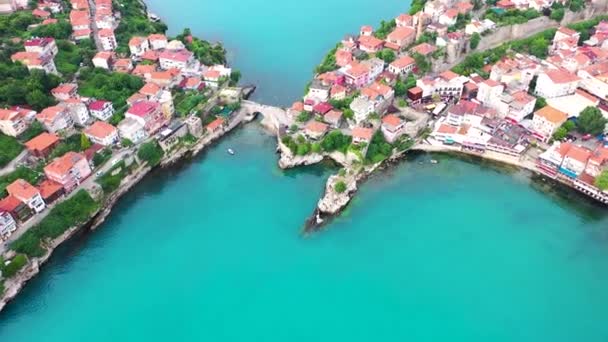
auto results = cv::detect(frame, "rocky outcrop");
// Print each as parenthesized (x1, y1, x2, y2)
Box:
(317, 174, 357, 215)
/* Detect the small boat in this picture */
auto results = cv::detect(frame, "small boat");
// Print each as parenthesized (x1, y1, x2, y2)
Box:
(430, 159, 438, 164)
(227, 148, 235, 155)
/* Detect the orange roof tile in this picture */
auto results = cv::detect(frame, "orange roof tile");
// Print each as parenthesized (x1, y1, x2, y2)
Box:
(535, 106, 568, 124)
(84, 121, 117, 139)
(6, 179, 39, 200)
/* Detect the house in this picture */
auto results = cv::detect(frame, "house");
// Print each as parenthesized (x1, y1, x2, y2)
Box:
(37, 179, 64, 205)
(180, 77, 204, 91)
(455, 1, 474, 14)
(559, 144, 592, 178)
(125, 101, 166, 134)
(97, 28, 117, 51)
(350, 96, 375, 123)
(395, 13, 413, 27)
(577, 62, 608, 100)
(490, 54, 540, 91)
(203, 69, 221, 88)
(439, 8, 459, 26)
(502, 90, 536, 123)
(93, 51, 113, 69)
(37, 105, 73, 133)
(388, 55, 416, 75)
(307, 80, 330, 103)
(0, 210, 17, 238)
(0, 108, 28, 137)
(534, 69, 580, 98)
(385, 26, 415, 51)
(546, 89, 600, 118)
(476, 79, 504, 106)
(132, 64, 156, 78)
(335, 50, 353, 67)
(159, 49, 196, 71)
(360, 25, 373, 36)
(185, 115, 203, 137)
(24, 37, 57, 57)
(531, 105, 568, 142)
(330, 84, 347, 100)
(465, 19, 495, 35)
(44, 152, 92, 192)
(118, 117, 147, 143)
(24, 132, 59, 158)
(324, 110, 343, 128)
(304, 121, 329, 140)
(362, 58, 385, 82)
(551, 27, 580, 53)
(0, 195, 32, 223)
(88, 100, 114, 121)
(84, 121, 118, 146)
(352, 126, 374, 144)
(139, 82, 162, 99)
(206, 117, 225, 133)
(416, 70, 469, 98)
(113, 58, 133, 73)
(341, 61, 370, 88)
(150, 69, 182, 87)
(6, 179, 46, 213)
(69, 10, 90, 40)
(11, 51, 57, 74)
(358, 35, 384, 53)
(381, 114, 406, 143)
(313, 102, 333, 115)
(63, 98, 90, 126)
(410, 42, 437, 57)
(129, 36, 149, 56)
(51, 83, 78, 101)
(148, 34, 168, 50)
(141, 49, 159, 62)
(32, 8, 51, 18)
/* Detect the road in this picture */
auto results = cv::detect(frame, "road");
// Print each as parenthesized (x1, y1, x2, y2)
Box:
(87, 0, 104, 51)
(0, 147, 134, 254)
(0, 150, 28, 177)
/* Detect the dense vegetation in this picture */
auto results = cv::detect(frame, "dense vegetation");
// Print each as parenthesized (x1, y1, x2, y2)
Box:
(176, 29, 227, 65)
(11, 190, 99, 257)
(48, 133, 85, 159)
(137, 141, 164, 166)
(18, 121, 45, 142)
(315, 44, 339, 74)
(175, 92, 206, 116)
(55, 39, 96, 77)
(577, 107, 607, 135)
(373, 20, 396, 40)
(0, 134, 23, 168)
(0, 64, 60, 111)
(78, 67, 144, 108)
(30, 20, 73, 40)
(483, 8, 541, 26)
(98, 161, 129, 193)
(365, 131, 393, 164)
(0, 253, 28, 278)
(595, 171, 608, 190)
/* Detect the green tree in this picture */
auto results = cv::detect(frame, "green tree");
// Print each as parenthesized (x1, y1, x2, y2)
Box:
(577, 107, 607, 135)
(550, 8, 565, 22)
(412, 52, 430, 74)
(229, 70, 241, 86)
(377, 49, 396, 63)
(137, 141, 164, 166)
(470, 33, 481, 50)
(343, 108, 354, 120)
(334, 181, 347, 193)
(552, 127, 568, 141)
(595, 171, 608, 190)
(529, 37, 550, 58)
(80, 133, 91, 150)
(296, 111, 311, 123)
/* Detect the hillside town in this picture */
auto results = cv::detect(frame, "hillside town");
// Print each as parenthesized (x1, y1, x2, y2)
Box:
(0, 0, 243, 248)
(275, 0, 608, 227)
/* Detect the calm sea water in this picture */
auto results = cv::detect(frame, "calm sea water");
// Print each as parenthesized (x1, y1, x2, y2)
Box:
(144, 0, 408, 105)
(1, 125, 608, 341)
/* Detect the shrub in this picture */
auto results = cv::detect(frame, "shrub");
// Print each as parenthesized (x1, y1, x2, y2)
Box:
(0, 134, 23, 168)
(334, 181, 347, 193)
(1, 254, 28, 278)
(137, 141, 164, 166)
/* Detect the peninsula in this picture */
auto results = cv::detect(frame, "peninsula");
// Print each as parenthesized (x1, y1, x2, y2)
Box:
(0, 0, 261, 310)
(263, 0, 608, 231)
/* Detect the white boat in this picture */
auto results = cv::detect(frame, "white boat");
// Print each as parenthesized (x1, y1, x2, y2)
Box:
(227, 148, 235, 155)
(430, 159, 438, 164)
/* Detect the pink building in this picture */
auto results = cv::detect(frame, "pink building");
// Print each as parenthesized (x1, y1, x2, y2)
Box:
(125, 101, 166, 134)
(44, 152, 92, 192)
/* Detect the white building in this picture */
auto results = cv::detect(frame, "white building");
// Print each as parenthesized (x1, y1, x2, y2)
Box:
(531, 105, 568, 142)
(0, 108, 28, 137)
(88, 100, 114, 121)
(128, 36, 149, 56)
(93, 51, 113, 69)
(0, 211, 17, 238)
(63, 99, 90, 126)
(85, 121, 119, 146)
(98, 28, 117, 51)
(535, 69, 580, 98)
(118, 117, 147, 143)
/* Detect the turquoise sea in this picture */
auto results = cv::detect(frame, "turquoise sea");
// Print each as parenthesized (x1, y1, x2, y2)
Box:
(1, 125, 608, 341)
(2, 0, 608, 340)
(144, 0, 408, 105)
